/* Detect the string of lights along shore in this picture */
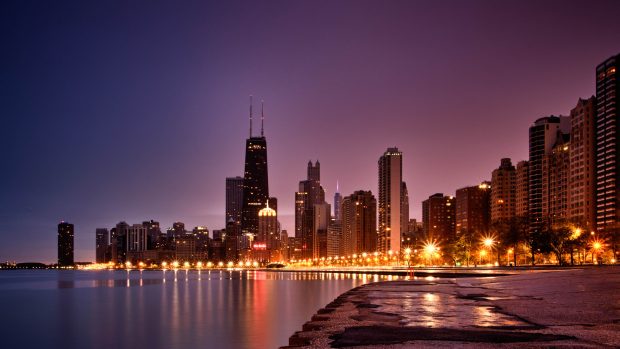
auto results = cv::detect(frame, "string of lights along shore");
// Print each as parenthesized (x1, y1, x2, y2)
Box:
(52, 53, 619, 269)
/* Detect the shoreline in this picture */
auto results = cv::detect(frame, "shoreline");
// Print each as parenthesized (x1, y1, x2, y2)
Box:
(282, 266, 620, 348)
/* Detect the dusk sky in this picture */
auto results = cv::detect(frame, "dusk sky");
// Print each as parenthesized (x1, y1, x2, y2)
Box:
(2, 0, 620, 262)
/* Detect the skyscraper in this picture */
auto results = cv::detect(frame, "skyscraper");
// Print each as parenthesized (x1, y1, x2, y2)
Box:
(569, 97, 596, 231)
(542, 134, 570, 226)
(528, 116, 570, 233)
(491, 158, 516, 224)
(226, 176, 244, 226)
(295, 160, 325, 258)
(595, 54, 619, 236)
(401, 182, 410, 238)
(241, 99, 269, 241)
(58, 221, 74, 266)
(333, 181, 342, 221)
(515, 160, 530, 218)
(378, 147, 404, 253)
(341, 190, 377, 256)
(95, 228, 109, 263)
(313, 202, 331, 258)
(257, 202, 278, 250)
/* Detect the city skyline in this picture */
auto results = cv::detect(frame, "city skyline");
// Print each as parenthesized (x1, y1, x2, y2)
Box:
(3, 1, 620, 262)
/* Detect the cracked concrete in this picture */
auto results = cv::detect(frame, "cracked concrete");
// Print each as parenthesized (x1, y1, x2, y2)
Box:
(282, 267, 620, 348)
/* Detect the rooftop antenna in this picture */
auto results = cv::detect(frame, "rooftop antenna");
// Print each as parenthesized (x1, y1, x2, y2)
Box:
(249, 95, 253, 137)
(261, 99, 264, 137)
(336, 180, 339, 193)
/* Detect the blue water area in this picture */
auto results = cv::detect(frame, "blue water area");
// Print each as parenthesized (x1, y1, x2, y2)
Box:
(0, 270, 389, 349)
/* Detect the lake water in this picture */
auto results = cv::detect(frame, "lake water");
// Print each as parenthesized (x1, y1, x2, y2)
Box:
(0, 270, 395, 349)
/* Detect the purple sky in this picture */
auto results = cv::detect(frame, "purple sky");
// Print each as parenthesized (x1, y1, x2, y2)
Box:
(2, 0, 620, 263)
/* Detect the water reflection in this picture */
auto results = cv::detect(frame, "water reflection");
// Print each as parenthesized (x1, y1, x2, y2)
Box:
(0, 270, 376, 349)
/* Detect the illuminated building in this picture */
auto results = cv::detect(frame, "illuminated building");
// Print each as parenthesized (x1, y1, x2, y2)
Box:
(378, 147, 404, 253)
(327, 220, 342, 258)
(569, 97, 596, 231)
(516, 160, 529, 218)
(455, 182, 491, 236)
(142, 220, 161, 250)
(529, 116, 570, 233)
(422, 193, 456, 241)
(257, 202, 278, 250)
(241, 98, 269, 241)
(543, 133, 571, 226)
(57, 221, 74, 266)
(595, 54, 619, 235)
(491, 158, 516, 223)
(341, 190, 377, 256)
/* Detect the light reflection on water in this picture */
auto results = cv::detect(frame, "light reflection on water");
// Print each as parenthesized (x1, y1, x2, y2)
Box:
(0, 270, 390, 349)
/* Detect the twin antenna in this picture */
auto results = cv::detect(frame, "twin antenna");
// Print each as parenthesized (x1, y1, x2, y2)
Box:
(249, 95, 264, 138)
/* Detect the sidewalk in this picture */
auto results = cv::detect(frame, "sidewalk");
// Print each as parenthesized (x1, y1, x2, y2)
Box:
(283, 267, 620, 348)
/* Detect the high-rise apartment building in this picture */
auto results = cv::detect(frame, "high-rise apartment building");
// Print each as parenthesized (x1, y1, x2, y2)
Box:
(528, 116, 570, 233)
(595, 54, 619, 235)
(569, 97, 596, 231)
(542, 134, 570, 226)
(378, 147, 404, 253)
(455, 182, 491, 236)
(422, 193, 456, 241)
(515, 160, 529, 218)
(58, 221, 74, 266)
(341, 190, 377, 256)
(491, 158, 516, 223)
(95, 228, 109, 263)
(241, 99, 269, 241)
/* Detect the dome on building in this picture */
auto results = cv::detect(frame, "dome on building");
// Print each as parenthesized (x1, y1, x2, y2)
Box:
(258, 202, 276, 217)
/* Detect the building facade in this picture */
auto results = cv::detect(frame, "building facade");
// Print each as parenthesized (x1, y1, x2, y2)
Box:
(58, 221, 74, 266)
(378, 147, 404, 253)
(422, 193, 456, 241)
(341, 190, 377, 256)
(455, 182, 491, 236)
(491, 158, 516, 223)
(595, 54, 619, 236)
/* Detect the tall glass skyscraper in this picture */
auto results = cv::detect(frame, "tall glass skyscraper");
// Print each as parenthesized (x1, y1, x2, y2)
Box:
(241, 99, 269, 240)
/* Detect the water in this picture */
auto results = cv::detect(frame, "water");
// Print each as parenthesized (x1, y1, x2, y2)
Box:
(0, 270, 391, 349)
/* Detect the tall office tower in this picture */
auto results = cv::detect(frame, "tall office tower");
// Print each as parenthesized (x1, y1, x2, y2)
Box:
(542, 134, 570, 226)
(307, 160, 320, 181)
(95, 228, 109, 263)
(569, 97, 596, 230)
(142, 220, 160, 250)
(333, 181, 342, 221)
(241, 99, 269, 241)
(58, 221, 74, 266)
(313, 202, 331, 258)
(341, 190, 377, 256)
(257, 202, 278, 250)
(491, 158, 516, 223)
(226, 176, 244, 226)
(516, 161, 530, 218)
(326, 220, 342, 257)
(455, 182, 491, 236)
(595, 54, 619, 236)
(529, 116, 570, 233)
(127, 223, 148, 257)
(401, 182, 410, 240)
(422, 193, 456, 241)
(295, 161, 325, 258)
(111, 221, 129, 263)
(378, 147, 404, 253)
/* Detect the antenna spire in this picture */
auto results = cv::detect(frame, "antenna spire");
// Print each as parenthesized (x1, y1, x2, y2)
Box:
(336, 180, 339, 193)
(249, 95, 253, 137)
(261, 100, 264, 137)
